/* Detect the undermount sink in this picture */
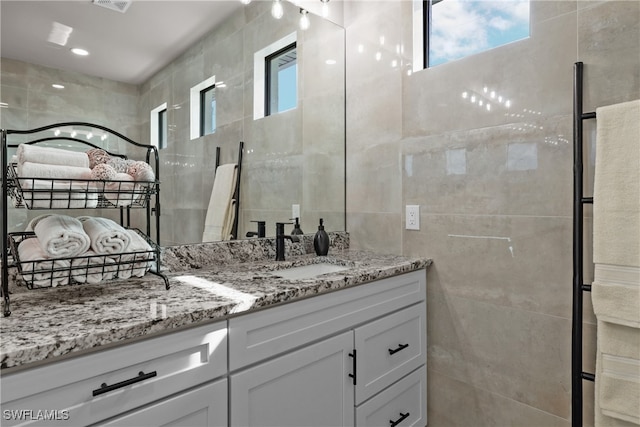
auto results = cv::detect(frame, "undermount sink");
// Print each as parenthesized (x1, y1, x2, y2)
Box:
(270, 263, 351, 280)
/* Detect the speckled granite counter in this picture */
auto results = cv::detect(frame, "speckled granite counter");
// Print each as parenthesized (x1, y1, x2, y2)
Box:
(0, 234, 431, 371)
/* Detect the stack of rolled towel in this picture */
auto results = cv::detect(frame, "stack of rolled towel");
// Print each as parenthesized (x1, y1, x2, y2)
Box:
(15, 144, 97, 208)
(14, 144, 155, 208)
(17, 214, 154, 288)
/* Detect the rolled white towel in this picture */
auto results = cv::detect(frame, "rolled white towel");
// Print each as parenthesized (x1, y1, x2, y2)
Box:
(17, 144, 90, 168)
(26, 214, 54, 231)
(78, 216, 131, 255)
(116, 230, 154, 279)
(17, 162, 92, 180)
(71, 251, 117, 284)
(32, 215, 91, 259)
(21, 179, 98, 209)
(18, 237, 71, 288)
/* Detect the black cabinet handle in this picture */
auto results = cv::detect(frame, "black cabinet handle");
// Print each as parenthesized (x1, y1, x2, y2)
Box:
(390, 412, 410, 427)
(388, 343, 409, 355)
(92, 371, 157, 396)
(348, 350, 357, 385)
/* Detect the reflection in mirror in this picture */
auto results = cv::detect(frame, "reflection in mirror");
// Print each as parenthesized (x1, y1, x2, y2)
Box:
(143, 1, 346, 245)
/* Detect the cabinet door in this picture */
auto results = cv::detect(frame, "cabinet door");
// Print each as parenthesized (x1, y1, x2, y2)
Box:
(230, 331, 355, 427)
(97, 379, 227, 427)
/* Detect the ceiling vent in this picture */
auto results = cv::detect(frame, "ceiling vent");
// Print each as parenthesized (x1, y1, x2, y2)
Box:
(92, 0, 132, 13)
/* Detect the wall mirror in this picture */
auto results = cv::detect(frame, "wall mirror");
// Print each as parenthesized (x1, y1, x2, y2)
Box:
(151, 1, 346, 245)
(1, 1, 345, 247)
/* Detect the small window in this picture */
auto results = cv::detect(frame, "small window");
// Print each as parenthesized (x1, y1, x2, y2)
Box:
(265, 43, 297, 116)
(190, 75, 216, 140)
(158, 108, 167, 149)
(421, 0, 529, 68)
(253, 32, 297, 120)
(150, 102, 167, 150)
(200, 84, 216, 136)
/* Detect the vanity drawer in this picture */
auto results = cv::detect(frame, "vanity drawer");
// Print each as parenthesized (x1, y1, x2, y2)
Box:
(355, 366, 427, 427)
(98, 378, 227, 427)
(0, 321, 227, 427)
(229, 270, 426, 371)
(355, 303, 426, 404)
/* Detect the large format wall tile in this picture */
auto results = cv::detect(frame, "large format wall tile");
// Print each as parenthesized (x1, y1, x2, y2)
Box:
(427, 369, 570, 427)
(347, 212, 401, 254)
(402, 115, 573, 217)
(347, 140, 401, 213)
(427, 288, 572, 418)
(405, 213, 572, 318)
(578, 0, 640, 112)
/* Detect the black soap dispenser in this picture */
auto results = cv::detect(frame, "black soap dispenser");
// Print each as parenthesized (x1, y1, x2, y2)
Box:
(291, 217, 304, 236)
(313, 218, 329, 256)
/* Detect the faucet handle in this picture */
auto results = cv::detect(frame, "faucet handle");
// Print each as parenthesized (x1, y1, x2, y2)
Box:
(246, 220, 266, 238)
(275, 221, 293, 234)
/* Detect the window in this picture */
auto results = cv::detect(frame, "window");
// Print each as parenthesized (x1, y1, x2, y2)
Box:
(158, 108, 167, 148)
(150, 103, 167, 150)
(265, 43, 297, 116)
(200, 84, 216, 136)
(190, 75, 216, 140)
(253, 32, 297, 120)
(418, 0, 529, 69)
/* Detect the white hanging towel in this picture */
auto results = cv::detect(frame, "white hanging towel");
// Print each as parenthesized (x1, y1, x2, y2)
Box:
(202, 164, 238, 242)
(591, 99, 640, 427)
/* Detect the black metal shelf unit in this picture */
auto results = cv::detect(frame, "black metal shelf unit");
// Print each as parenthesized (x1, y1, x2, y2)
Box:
(572, 61, 596, 427)
(1, 122, 170, 317)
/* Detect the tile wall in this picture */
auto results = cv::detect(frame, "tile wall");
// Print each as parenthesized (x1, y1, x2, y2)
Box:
(343, 0, 639, 425)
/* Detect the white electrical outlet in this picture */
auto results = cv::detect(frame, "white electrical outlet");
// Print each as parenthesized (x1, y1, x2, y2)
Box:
(406, 205, 420, 230)
(292, 204, 300, 219)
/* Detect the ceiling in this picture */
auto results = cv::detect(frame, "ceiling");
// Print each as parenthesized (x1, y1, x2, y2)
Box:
(0, 0, 244, 85)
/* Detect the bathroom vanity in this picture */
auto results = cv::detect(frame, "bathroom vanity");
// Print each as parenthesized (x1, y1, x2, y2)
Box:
(0, 240, 430, 427)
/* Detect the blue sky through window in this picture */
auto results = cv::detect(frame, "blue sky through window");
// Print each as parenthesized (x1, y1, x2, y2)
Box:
(277, 64, 297, 113)
(429, 0, 530, 67)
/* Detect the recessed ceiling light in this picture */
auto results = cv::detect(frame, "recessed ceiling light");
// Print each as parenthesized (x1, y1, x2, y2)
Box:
(52, 84, 65, 89)
(325, 59, 336, 65)
(71, 48, 89, 56)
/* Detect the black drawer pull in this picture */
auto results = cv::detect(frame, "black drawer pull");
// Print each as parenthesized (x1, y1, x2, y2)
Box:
(92, 371, 157, 396)
(388, 343, 409, 355)
(390, 412, 410, 427)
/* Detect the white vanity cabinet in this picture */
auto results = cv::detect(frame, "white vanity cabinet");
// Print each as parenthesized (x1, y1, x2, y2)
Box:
(0, 321, 227, 427)
(229, 269, 427, 427)
(0, 268, 427, 427)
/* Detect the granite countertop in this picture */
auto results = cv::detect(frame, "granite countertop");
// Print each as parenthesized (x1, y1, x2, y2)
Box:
(0, 240, 431, 371)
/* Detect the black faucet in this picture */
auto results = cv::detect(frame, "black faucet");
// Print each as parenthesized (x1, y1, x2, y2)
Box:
(275, 222, 300, 261)
(246, 220, 266, 238)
